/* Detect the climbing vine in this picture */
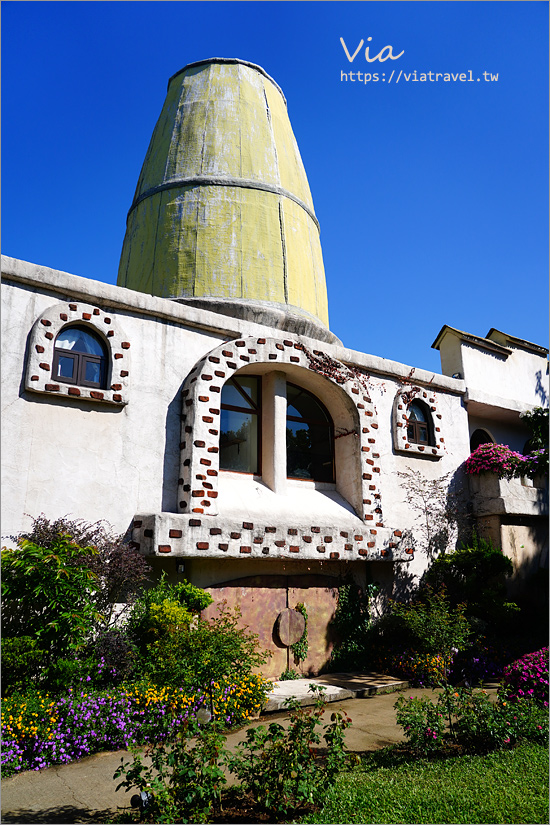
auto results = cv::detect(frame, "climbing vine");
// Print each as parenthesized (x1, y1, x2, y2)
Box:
(296, 343, 374, 399)
(290, 602, 308, 663)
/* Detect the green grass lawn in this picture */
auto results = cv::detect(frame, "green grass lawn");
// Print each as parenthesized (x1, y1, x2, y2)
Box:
(299, 742, 549, 824)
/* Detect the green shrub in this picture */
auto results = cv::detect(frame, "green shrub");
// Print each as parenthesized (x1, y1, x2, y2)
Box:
(114, 721, 227, 824)
(395, 684, 549, 756)
(394, 692, 447, 755)
(128, 579, 269, 693)
(280, 668, 303, 680)
(2, 515, 152, 694)
(13, 514, 151, 631)
(1, 534, 101, 661)
(422, 534, 518, 632)
(328, 581, 377, 670)
(1, 638, 45, 696)
(290, 602, 309, 663)
(367, 587, 470, 681)
(227, 686, 351, 815)
(113, 687, 350, 822)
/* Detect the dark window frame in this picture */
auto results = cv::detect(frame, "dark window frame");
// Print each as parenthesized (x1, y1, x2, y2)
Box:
(470, 428, 494, 453)
(52, 326, 108, 390)
(406, 400, 434, 446)
(220, 375, 262, 476)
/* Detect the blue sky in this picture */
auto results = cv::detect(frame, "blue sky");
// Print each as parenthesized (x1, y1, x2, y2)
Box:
(2, 1, 548, 372)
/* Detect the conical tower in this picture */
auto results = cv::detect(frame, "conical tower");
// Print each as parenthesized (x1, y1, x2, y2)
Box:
(118, 58, 337, 343)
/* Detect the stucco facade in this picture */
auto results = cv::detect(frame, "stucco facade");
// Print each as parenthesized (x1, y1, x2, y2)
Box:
(2, 59, 547, 677)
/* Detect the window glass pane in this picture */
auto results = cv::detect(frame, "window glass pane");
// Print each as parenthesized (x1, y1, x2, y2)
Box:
(221, 377, 257, 410)
(220, 409, 258, 473)
(286, 386, 334, 482)
(57, 355, 75, 379)
(287, 385, 330, 423)
(287, 420, 334, 482)
(234, 376, 258, 406)
(56, 327, 105, 356)
(419, 425, 428, 443)
(408, 403, 426, 422)
(84, 359, 101, 384)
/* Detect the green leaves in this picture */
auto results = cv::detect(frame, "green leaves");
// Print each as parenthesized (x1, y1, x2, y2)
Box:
(290, 602, 309, 663)
(228, 685, 350, 816)
(2, 534, 100, 659)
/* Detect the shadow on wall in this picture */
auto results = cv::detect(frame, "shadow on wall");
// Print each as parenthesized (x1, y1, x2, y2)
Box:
(534, 370, 548, 406)
(162, 384, 185, 512)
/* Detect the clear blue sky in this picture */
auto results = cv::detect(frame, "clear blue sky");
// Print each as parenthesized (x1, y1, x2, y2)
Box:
(2, 1, 548, 372)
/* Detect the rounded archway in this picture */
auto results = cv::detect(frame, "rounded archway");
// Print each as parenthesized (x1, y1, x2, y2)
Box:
(470, 428, 494, 452)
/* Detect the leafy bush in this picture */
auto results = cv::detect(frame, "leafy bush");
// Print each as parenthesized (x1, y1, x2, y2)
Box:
(227, 686, 351, 816)
(84, 628, 140, 688)
(367, 587, 470, 682)
(455, 691, 548, 752)
(280, 668, 303, 680)
(114, 722, 227, 825)
(1, 515, 152, 694)
(520, 406, 549, 474)
(395, 684, 549, 756)
(14, 514, 151, 631)
(501, 648, 549, 707)
(422, 535, 518, 632)
(394, 692, 447, 755)
(1, 534, 101, 661)
(130, 583, 269, 693)
(328, 581, 378, 670)
(1, 638, 45, 696)
(112, 686, 350, 823)
(290, 602, 308, 663)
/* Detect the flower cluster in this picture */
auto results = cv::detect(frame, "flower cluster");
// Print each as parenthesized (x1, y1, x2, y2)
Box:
(1, 674, 271, 777)
(501, 647, 549, 707)
(396, 683, 549, 756)
(465, 443, 547, 480)
(378, 650, 453, 687)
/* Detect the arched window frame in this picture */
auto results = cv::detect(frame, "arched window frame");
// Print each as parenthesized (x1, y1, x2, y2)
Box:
(52, 325, 109, 389)
(470, 428, 495, 453)
(179, 336, 383, 522)
(392, 389, 444, 458)
(25, 302, 130, 405)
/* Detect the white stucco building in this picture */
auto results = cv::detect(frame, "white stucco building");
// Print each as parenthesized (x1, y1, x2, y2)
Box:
(2, 59, 547, 676)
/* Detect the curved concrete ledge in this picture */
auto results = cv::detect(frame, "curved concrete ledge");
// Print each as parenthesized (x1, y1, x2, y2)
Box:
(175, 296, 341, 345)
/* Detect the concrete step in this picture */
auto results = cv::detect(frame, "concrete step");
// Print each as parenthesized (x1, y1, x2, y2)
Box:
(264, 671, 408, 711)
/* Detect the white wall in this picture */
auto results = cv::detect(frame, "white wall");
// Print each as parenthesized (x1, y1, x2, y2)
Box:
(1, 258, 470, 590)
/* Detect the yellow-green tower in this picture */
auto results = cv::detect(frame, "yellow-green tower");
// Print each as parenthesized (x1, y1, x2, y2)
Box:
(118, 58, 336, 342)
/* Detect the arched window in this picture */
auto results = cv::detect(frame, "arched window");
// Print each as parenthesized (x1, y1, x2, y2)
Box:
(220, 375, 260, 474)
(470, 428, 494, 452)
(406, 401, 433, 446)
(286, 384, 334, 482)
(52, 326, 108, 389)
